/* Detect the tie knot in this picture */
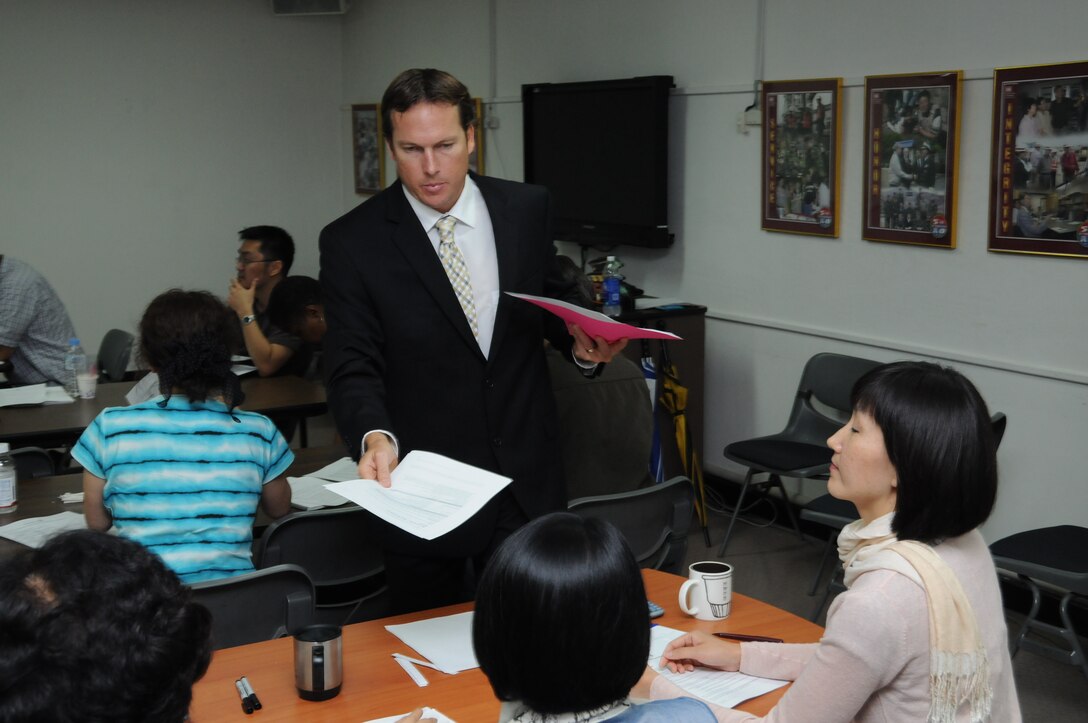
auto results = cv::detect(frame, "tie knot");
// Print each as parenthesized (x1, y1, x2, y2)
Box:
(436, 216, 456, 241)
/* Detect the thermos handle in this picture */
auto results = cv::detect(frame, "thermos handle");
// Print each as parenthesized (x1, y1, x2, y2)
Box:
(313, 646, 325, 692)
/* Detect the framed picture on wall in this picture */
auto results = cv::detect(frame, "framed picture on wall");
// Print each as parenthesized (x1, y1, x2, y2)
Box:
(761, 78, 842, 237)
(351, 103, 383, 195)
(988, 60, 1088, 259)
(863, 71, 962, 248)
(469, 98, 486, 176)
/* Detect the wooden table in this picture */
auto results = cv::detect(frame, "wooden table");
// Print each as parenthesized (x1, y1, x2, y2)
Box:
(188, 569, 823, 722)
(0, 376, 327, 447)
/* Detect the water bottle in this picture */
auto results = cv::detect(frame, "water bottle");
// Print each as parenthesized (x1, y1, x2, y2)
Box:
(0, 443, 16, 514)
(601, 255, 624, 317)
(63, 337, 87, 398)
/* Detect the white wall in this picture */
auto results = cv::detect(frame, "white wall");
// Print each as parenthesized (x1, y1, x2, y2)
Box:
(0, 0, 344, 354)
(341, 0, 1088, 540)
(2, 1, 1082, 541)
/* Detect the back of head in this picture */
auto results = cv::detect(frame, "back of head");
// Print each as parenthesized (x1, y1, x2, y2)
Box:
(266, 275, 323, 336)
(851, 361, 997, 543)
(139, 289, 243, 408)
(238, 225, 295, 276)
(473, 513, 649, 715)
(381, 68, 475, 142)
(0, 530, 212, 722)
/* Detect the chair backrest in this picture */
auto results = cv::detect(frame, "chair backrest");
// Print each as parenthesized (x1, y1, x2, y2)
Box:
(568, 475, 695, 574)
(255, 507, 384, 586)
(189, 564, 314, 650)
(781, 353, 883, 446)
(254, 506, 388, 623)
(97, 329, 134, 382)
(9, 446, 55, 479)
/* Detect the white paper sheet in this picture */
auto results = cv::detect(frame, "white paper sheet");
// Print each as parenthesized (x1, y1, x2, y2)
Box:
(125, 373, 160, 405)
(363, 707, 456, 723)
(323, 451, 511, 541)
(0, 512, 87, 547)
(288, 475, 353, 510)
(649, 625, 789, 709)
(306, 457, 361, 482)
(384, 610, 477, 674)
(0, 383, 75, 407)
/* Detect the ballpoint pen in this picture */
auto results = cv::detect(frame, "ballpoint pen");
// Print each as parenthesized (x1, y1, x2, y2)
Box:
(713, 632, 784, 644)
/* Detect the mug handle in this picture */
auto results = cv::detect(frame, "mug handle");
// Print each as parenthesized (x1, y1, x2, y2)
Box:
(313, 646, 325, 693)
(678, 579, 702, 616)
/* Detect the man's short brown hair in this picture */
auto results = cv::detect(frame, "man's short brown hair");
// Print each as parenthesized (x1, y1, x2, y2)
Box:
(381, 68, 476, 141)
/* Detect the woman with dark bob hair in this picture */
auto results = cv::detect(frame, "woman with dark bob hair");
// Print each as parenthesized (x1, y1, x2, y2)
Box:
(473, 512, 715, 722)
(647, 361, 1021, 721)
(73, 290, 293, 583)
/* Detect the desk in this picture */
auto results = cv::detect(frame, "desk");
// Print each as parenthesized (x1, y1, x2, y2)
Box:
(0, 444, 347, 560)
(188, 568, 823, 722)
(0, 376, 327, 448)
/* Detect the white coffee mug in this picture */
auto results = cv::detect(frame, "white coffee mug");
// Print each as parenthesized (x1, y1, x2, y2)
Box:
(678, 561, 733, 620)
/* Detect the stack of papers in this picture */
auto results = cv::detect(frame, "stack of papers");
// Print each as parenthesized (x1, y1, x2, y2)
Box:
(649, 625, 789, 708)
(0, 383, 75, 407)
(288, 457, 359, 510)
(0, 512, 86, 547)
(324, 451, 511, 540)
(385, 611, 478, 673)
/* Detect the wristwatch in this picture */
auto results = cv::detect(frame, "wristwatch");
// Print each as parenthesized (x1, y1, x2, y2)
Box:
(241, 314, 257, 326)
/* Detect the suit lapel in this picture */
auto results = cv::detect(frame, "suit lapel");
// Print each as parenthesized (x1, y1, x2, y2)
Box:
(477, 176, 520, 364)
(386, 183, 485, 358)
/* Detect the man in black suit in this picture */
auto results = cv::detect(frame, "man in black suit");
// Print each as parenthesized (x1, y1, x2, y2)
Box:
(319, 69, 626, 613)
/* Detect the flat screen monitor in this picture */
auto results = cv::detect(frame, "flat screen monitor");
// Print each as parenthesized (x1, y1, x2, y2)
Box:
(522, 75, 674, 248)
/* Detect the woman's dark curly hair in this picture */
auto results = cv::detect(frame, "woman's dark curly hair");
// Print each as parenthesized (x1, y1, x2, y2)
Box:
(139, 289, 243, 410)
(0, 530, 213, 722)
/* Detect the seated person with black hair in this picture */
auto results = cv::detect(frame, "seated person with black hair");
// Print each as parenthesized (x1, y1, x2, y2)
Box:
(0, 529, 213, 723)
(266, 275, 325, 380)
(73, 289, 293, 583)
(472, 512, 715, 722)
(227, 225, 309, 377)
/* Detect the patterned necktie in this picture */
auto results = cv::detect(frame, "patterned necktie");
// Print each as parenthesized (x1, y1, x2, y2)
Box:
(436, 215, 479, 337)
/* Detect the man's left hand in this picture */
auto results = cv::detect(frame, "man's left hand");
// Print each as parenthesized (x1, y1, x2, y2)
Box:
(568, 323, 628, 364)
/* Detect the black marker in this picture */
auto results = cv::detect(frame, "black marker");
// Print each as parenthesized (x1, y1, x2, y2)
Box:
(235, 679, 254, 714)
(240, 676, 262, 710)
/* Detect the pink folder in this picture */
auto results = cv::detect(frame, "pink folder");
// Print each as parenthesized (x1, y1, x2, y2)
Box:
(505, 292, 683, 344)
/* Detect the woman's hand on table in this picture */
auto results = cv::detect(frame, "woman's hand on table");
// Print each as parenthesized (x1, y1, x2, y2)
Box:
(396, 708, 436, 723)
(661, 630, 741, 673)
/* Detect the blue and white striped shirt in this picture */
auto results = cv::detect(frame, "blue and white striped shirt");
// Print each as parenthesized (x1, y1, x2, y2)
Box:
(72, 395, 293, 582)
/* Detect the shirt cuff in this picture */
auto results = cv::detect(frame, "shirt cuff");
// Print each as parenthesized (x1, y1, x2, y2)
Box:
(362, 429, 400, 459)
(571, 343, 599, 375)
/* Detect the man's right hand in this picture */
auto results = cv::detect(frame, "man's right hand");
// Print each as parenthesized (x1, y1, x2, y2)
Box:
(359, 433, 398, 487)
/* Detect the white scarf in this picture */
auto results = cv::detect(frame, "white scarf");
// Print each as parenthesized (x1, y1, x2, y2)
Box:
(837, 513, 993, 723)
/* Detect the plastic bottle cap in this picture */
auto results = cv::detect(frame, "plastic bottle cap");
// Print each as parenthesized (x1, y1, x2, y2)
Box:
(606, 255, 616, 261)
(0, 443, 8, 454)
(69, 338, 81, 345)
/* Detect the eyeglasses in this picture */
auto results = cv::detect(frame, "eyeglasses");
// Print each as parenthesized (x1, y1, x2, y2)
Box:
(236, 255, 278, 266)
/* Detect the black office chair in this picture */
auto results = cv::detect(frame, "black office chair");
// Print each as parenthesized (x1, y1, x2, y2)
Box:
(803, 412, 1008, 621)
(189, 563, 315, 650)
(990, 525, 1088, 682)
(568, 475, 695, 575)
(96, 328, 134, 382)
(9, 446, 56, 479)
(717, 353, 882, 557)
(255, 507, 389, 625)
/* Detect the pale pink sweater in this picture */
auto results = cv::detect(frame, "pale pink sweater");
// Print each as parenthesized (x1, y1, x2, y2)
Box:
(652, 530, 1021, 721)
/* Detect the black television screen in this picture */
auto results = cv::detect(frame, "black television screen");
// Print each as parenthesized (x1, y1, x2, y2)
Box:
(522, 76, 674, 248)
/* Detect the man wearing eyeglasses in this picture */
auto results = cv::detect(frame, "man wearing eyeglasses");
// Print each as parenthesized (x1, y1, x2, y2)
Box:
(226, 225, 305, 377)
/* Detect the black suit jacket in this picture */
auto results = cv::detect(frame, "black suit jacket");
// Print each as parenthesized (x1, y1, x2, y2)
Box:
(319, 174, 578, 556)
